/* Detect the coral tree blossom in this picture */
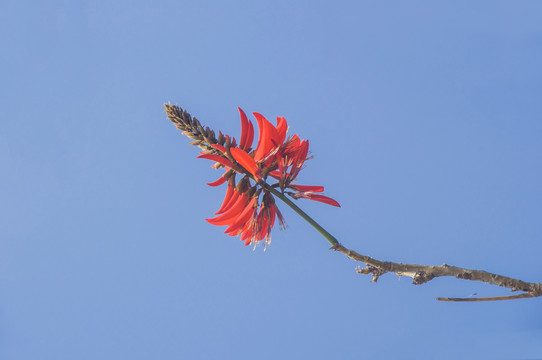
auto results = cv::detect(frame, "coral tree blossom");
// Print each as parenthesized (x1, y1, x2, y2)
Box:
(193, 107, 339, 247)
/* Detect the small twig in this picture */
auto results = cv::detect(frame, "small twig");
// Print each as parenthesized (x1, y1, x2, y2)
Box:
(436, 293, 537, 302)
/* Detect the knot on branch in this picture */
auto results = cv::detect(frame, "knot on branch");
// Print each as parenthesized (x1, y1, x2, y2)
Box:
(456, 272, 473, 280)
(412, 272, 435, 285)
(356, 265, 387, 282)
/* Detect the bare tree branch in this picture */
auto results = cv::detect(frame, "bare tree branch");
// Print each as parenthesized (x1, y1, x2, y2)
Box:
(331, 243, 542, 301)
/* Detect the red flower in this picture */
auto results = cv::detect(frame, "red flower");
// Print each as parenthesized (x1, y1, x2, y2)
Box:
(197, 108, 339, 247)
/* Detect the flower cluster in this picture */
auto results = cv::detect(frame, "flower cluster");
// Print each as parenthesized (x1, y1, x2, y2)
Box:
(165, 105, 339, 247)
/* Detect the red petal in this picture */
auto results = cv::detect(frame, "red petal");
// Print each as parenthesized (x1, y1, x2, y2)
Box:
(276, 152, 285, 178)
(206, 175, 227, 187)
(269, 205, 276, 229)
(258, 209, 268, 241)
(230, 147, 259, 178)
(210, 144, 226, 153)
(253, 112, 279, 161)
(296, 140, 309, 165)
(289, 140, 309, 180)
(219, 188, 240, 214)
(238, 107, 249, 149)
(240, 222, 251, 241)
(197, 154, 233, 168)
(276, 116, 287, 144)
(206, 194, 249, 225)
(253, 113, 266, 161)
(284, 134, 300, 155)
(246, 120, 254, 150)
(215, 184, 235, 214)
(307, 194, 341, 207)
(291, 185, 324, 192)
(225, 197, 257, 234)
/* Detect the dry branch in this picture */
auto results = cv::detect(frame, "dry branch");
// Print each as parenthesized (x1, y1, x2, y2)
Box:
(331, 243, 542, 301)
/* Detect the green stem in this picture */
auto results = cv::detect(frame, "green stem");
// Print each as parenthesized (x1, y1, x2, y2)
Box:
(264, 184, 339, 246)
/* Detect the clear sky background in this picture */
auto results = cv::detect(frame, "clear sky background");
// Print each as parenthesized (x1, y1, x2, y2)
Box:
(2, 1, 542, 359)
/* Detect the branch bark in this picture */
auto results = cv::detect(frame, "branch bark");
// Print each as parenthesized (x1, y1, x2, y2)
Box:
(331, 243, 542, 302)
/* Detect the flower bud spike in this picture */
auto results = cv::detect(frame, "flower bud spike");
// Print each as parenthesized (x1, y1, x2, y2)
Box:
(218, 131, 226, 145)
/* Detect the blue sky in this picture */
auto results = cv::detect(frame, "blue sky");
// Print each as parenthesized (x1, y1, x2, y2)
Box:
(2, 1, 542, 359)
